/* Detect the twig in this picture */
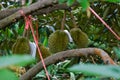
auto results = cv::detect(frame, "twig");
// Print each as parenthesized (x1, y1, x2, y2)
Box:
(90, 55, 96, 64)
(61, 10, 66, 30)
(0, 0, 58, 28)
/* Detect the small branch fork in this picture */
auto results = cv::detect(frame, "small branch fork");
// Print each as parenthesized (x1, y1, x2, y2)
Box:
(20, 48, 116, 80)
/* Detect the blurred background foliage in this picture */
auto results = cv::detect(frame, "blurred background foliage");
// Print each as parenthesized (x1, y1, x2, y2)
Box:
(0, 0, 120, 80)
(0, 0, 120, 57)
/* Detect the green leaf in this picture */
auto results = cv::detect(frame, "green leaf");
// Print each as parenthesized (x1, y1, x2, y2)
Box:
(43, 36, 48, 47)
(58, 0, 67, 4)
(67, 0, 75, 6)
(85, 78, 100, 80)
(67, 64, 120, 79)
(77, 0, 89, 11)
(0, 69, 18, 80)
(106, 0, 120, 3)
(113, 47, 120, 59)
(0, 54, 35, 69)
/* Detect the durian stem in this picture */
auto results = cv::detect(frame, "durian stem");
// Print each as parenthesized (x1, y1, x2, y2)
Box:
(23, 29, 26, 37)
(70, 11, 78, 28)
(22, 29, 30, 38)
(61, 10, 66, 30)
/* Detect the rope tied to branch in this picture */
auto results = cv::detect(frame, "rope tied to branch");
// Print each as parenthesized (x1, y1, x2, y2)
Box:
(19, 10, 50, 80)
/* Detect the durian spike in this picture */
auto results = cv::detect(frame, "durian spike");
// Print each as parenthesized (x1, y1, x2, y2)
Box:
(69, 9, 89, 67)
(70, 28, 89, 48)
(69, 9, 89, 48)
(12, 37, 30, 54)
(69, 28, 89, 67)
(48, 10, 69, 53)
(48, 30, 69, 53)
(36, 43, 51, 61)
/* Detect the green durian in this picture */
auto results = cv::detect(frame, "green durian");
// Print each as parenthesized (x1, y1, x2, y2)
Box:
(48, 30, 69, 53)
(12, 37, 30, 54)
(70, 28, 89, 48)
(36, 43, 51, 61)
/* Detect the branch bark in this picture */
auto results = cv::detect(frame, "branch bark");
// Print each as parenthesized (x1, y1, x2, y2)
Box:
(0, 0, 78, 29)
(20, 48, 116, 80)
(0, 0, 58, 29)
(0, 3, 73, 20)
(0, 8, 20, 20)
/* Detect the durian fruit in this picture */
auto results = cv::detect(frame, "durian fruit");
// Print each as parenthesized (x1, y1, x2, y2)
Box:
(48, 30, 69, 53)
(70, 28, 89, 48)
(36, 43, 51, 61)
(12, 37, 30, 54)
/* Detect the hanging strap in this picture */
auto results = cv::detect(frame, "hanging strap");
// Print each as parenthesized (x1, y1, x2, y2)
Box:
(19, 10, 50, 80)
(89, 7, 120, 40)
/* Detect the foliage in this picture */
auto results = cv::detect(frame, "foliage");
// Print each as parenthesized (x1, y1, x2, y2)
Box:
(33, 60, 72, 80)
(0, 69, 18, 80)
(67, 64, 120, 79)
(0, 55, 35, 80)
(0, 0, 120, 80)
(0, 54, 35, 68)
(106, 0, 120, 3)
(113, 47, 120, 59)
(59, 0, 89, 10)
(59, 0, 120, 11)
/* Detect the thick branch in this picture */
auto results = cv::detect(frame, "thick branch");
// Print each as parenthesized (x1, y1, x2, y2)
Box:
(0, 0, 58, 29)
(0, 3, 72, 20)
(20, 48, 116, 80)
(0, 8, 20, 20)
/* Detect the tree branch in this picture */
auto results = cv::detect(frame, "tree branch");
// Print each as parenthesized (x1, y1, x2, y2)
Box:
(0, 3, 73, 20)
(0, 8, 20, 20)
(0, 0, 78, 29)
(0, 0, 58, 29)
(20, 48, 116, 80)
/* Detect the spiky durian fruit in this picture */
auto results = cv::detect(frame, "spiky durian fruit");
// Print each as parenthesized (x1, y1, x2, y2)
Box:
(70, 28, 89, 48)
(12, 37, 30, 54)
(48, 30, 69, 53)
(36, 43, 51, 61)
